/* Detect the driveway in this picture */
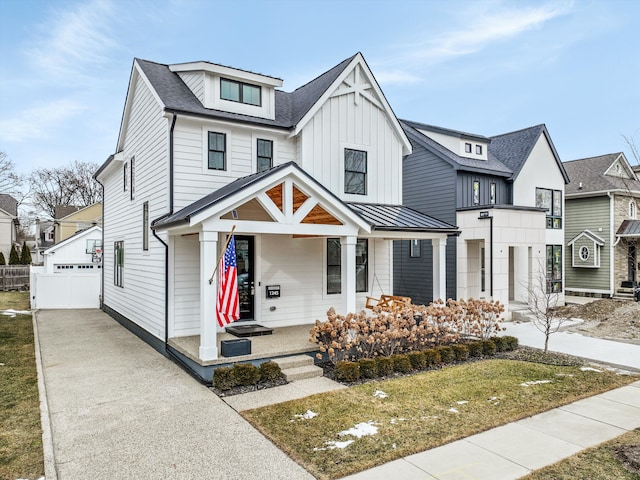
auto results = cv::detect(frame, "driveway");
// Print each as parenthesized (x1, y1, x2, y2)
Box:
(35, 309, 313, 479)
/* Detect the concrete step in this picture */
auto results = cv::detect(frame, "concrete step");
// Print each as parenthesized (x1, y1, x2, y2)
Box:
(282, 364, 324, 382)
(274, 354, 314, 370)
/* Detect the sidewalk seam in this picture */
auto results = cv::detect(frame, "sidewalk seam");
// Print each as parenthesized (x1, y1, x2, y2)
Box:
(33, 310, 58, 480)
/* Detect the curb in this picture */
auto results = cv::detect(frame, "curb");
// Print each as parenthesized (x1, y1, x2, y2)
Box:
(32, 311, 57, 480)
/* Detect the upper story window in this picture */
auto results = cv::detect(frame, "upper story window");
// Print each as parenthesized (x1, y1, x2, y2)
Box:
(208, 132, 226, 170)
(630, 200, 637, 219)
(344, 148, 367, 195)
(536, 187, 562, 229)
(490, 183, 496, 204)
(123, 163, 128, 192)
(473, 180, 480, 205)
(220, 78, 261, 106)
(465, 143, 472, 153)
(130, 156, 135, 200)
(257, 139, 273, 173)
(476, 145, 483, 155)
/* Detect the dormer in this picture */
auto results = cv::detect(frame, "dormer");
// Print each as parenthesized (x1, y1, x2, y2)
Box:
(169, 61, 283, 120)
(415, 124, 489, 161)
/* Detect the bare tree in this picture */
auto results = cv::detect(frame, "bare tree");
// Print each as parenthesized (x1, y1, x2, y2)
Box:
(526, 263, 571, 353)
(622, 131, 639, 165)
(0, 151, 26, 198)
(28, 161, 102, 218)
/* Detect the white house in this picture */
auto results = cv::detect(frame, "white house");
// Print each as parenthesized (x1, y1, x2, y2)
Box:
(95, 53, 458, 379)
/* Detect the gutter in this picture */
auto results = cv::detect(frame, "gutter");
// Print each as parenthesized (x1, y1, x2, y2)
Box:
(609, 192, 615, 297)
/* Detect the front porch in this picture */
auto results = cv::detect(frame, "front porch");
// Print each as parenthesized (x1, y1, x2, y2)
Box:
(168, 324, 318, 370)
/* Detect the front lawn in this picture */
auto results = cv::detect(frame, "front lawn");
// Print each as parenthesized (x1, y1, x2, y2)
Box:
(243, 359, 637, 479)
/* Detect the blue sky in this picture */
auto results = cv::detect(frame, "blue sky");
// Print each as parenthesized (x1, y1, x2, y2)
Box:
(1, 0, 639, 176)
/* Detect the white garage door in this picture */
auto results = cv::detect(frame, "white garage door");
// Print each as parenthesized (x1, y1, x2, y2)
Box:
(31, 271, 100, 309)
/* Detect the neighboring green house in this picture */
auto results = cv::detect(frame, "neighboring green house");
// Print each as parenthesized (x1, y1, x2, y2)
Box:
(564, 152, 640, 298)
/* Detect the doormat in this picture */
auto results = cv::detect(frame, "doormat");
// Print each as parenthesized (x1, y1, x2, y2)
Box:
(225, 324, 274, 337)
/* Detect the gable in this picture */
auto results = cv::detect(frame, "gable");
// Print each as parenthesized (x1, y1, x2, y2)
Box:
(291, 53, 410, 155)
(604, 153, 637, 180)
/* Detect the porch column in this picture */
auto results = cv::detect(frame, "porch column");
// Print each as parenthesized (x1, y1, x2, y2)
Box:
(432, 237, 447, 301)
(513, 246, 529, 303)
(341, 236, 357, 314)
(199, 230, 219, 361)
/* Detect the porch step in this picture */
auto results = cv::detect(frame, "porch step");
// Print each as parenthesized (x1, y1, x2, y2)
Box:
(281, 364, 324, 382)
(274, 355, 323, 382)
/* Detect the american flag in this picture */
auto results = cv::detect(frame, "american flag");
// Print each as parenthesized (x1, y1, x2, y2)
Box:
(216, 235, 240, 327)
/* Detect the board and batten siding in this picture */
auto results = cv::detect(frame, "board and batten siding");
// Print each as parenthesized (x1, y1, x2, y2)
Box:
(172, 118, 296, 211)
(298, 90, 404, 206)
(395, 145, 457, 302)
(564, 196, 610, 292)
(102, 71, 169, 340)
(456, 173, 510, 208)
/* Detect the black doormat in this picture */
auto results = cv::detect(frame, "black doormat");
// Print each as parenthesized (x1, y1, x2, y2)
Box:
(225, 324, 274, 337)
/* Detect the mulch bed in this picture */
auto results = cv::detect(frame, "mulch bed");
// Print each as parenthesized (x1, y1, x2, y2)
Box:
(210, 377, 288, 397)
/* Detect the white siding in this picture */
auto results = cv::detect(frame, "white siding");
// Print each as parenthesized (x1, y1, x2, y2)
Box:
(177, 71, 205, 104)
(102, 71, 169, 340)
(172, 234, 200, 335)
(298, 89, 404, 205)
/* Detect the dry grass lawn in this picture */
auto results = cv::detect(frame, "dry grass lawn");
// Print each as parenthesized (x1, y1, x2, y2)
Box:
(0, 292, 43, 480)
(243, 360, 637, 479)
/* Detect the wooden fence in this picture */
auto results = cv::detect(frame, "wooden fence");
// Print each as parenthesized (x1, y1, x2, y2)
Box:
(0, 265, 30, 291)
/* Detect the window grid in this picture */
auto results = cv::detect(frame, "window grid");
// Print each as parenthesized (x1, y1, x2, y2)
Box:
(536, 188, 562, 229)
(220, 78, 261, 106)
(208, 132, 226, 170)
(344, 148, 367, 195)
(257, 139, 273, 172)
(546, 245, 562, 293)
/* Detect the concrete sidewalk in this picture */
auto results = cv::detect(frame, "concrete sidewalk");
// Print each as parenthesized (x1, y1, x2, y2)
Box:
(34, 309, 313, 479)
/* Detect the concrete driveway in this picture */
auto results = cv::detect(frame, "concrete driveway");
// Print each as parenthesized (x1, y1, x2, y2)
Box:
(35, 309, 313, 479)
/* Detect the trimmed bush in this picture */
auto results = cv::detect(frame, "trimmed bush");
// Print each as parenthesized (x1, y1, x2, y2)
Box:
(467, 341, 484, 357)
(482, 339, 497, 356)
(491, 336, 509, 352)
(359, 358, 377, 379)
(437, 346, 455, 364)
(335, 361, 360, 382)
(375, 357, 394, 377)
(408, 351, 426, 370)
(393, 354, 412, 373)
(451, 344, 469, 361)
(233, 363, 261, 386)
(502, 335, 518, 352)
(213, 366, 236, 390)
(259, 361, 282, 382)
(423, 348, 441, 366)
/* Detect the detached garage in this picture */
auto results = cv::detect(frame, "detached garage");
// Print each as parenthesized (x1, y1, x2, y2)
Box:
(30, 226, 102, 309)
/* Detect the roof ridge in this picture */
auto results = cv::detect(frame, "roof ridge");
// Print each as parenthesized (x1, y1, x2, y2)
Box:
(290, 53, 359, 93)
(490, 123, 545, 139)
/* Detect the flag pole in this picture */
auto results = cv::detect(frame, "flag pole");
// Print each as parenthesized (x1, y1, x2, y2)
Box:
(208, 225, 237, 284)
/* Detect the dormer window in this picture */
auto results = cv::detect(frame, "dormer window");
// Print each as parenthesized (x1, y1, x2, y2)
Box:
(475, 145, 483, 155)
(220, 78, 261, 106)
(465, 143, 472, 153)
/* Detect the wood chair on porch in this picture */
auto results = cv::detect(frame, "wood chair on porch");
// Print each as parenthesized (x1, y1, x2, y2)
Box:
(365, 294, 412, 312)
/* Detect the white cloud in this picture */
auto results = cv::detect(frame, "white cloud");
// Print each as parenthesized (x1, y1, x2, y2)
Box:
(0, 98, 87, 143)
(374, 69, 422, 85)
(26, 0, 119, 81)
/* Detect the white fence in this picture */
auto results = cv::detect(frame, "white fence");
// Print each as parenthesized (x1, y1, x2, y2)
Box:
(30, 267, 100, 309)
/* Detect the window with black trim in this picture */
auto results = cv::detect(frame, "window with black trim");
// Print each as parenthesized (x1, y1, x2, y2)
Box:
(257, 139, 273, 172)
(142, 202, 149, 251)
(410, 239, 421, 258)
(130, 157, 135, 200)
(344, 149, 367, 195)
(326, 238, 368, 294)
(476, 144, 483, 155)
(114, 241, 124, 287)
(490, 183, 496, 204)
(546, 245, 562, 293)
(465, 143, 472, 153)
(536, 188, 562, 229)
(220, 78, 261, 106)
(473, 180, 480, 205)
(208, 132, 226, 170)
(123, 163, 128, 192)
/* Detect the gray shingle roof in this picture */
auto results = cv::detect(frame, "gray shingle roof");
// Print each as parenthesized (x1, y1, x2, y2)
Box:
(488, 124, 545, 178)
(400, 120, 512, 177)
(136, 54, 357, 130)
(564, 153, 640, 195)
(0, 194, 17, 216)
(347, 202, 458, 233)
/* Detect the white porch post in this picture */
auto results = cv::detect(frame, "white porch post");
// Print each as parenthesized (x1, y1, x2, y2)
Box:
(199, 230, 219, 361)
(432, 237, 447, 301)
(341, 236, 357, 314)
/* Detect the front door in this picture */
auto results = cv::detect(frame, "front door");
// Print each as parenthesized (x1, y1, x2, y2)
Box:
(628, 243, 637, 283)
(235, 235, 255, 321)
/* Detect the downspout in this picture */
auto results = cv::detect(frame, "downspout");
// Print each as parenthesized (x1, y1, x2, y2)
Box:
(489, 215, 493, 297)
(95, 177, 105, 309)
(608, 192, 615, 297)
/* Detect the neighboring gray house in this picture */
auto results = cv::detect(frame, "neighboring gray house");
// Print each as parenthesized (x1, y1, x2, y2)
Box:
(395, 121, 569, 318)
(0, 194, 19, 261)
(564, 152, 640, 297)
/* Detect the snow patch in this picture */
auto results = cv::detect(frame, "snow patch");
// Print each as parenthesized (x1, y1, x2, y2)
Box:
(389, 417, 409, 424)
(448, 408, 459, 413)
(456, 400, 468, 405)
(313, 440, 354, 451)
(294, 410, 318, 420)
(373, 390, 388, 399)
(580, 367, 602, 372)
(1, 309, 31, 317)
(339, 421, 379, 438)
(520, 380, 552, 387)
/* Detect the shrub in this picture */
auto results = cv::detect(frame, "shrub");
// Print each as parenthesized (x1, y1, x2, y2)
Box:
(259, 361, 283, 383)
(233, 363, 261, 386)
(503, 335, 519, 351)
(467, 341, 484, 357)
(213, 366, 236, 390)
(451, 344, 469, 361)
(393, 354, 412, 373)
(359, 358, 377, 379)
(482, 340, 497, 356)
(437, 346, 455, 364)
(492, 336, 508, 352)
(0, 252, 5, 265)
(335, 361, 360, 382)
(375, 357, 394, 376)
(423, 348, 441, 366)
(408, 351, 426, 370)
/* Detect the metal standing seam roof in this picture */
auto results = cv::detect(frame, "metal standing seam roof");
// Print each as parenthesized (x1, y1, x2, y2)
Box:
(152, 161, 459, 234)
(617, 220, 640, 237)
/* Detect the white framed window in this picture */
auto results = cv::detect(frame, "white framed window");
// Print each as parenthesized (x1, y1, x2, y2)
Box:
(473, 180, 480, 205)
(629, 200, 637, 219)
(579, 245, 589, 261)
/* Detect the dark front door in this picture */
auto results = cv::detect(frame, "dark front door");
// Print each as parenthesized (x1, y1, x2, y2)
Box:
(235, 235, 255, 321)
